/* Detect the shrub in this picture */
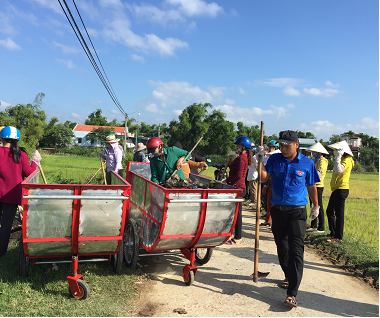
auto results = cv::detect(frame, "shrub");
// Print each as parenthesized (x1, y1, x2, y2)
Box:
(55, 146, 99, 157)
(366, 162, 378, 173)
(207, 154, 228, 165)
(352, 161, 365, 173)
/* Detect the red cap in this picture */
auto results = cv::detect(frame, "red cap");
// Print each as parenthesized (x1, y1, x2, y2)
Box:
(147, 137, 163, 153)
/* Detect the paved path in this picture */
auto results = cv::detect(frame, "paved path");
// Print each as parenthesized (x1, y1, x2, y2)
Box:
(131, 206, 379, 317)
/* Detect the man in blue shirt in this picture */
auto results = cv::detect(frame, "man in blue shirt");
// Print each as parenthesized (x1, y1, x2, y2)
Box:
(257, 130, 320, 308)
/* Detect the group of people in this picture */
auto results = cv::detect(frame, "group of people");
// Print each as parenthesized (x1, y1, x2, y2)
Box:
(0, 125, 354, 309)
(215, 130, 354, 308)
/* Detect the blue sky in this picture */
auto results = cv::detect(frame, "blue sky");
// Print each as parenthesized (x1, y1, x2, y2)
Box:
(0, 0, 378, 141)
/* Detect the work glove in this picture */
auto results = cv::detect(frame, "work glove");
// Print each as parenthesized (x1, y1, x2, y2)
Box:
(31, 150, 42, 166)
(334, 148, 345, 174)
(256, 146, 265, 161)
(309, 204, 320, 220)
(335, 148, 344, 160)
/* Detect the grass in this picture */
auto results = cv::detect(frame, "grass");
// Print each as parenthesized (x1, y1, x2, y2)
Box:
(0, 241, 139, 316)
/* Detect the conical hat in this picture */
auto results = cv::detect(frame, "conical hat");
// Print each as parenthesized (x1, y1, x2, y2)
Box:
(307, 142, 329, 155)
(328, 140, 353, 156)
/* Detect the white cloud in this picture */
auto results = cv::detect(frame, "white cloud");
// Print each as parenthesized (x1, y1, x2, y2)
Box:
(0, 100, 11, 111)
(53, 41, 81, 54)
(103, 18, 188, 57)
(99, 0, 124, 9)
(142, 102, 165, 114)
(165, 0, 224, 17)
(325, 80, 340, 88)
(286, 103, 296, 109)
(283, 86, 301, 96)
(214, 103, 293, 125)
(148, 80, 226, 107)
(299, 117, 379, 140)
(261, 77, 304, 87)
(71, 112, 80, 118)
(131, 54, 145, 62)
(0, 37, 21, 50)
(110, 109, 120, 115)
(30, 0, 62, 15)
(129, 4, 184, 25)
(238, 87, 247, 95)
(303, 87, 339, 98)
(56, 59, 75, 69)
(173, 109, 183, 117)
(0, 11, 17, 35)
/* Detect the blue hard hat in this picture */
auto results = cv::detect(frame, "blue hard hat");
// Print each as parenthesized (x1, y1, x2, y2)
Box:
(0, 126, 20, 140)
(234, 136, 251, 149)
(267, 140, 279, 147)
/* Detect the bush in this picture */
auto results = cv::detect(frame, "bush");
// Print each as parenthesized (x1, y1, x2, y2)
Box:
(55, 146, 100, 157)
(207, 154, 228, 165)
(366, 162, 378, 173)
(352, 161, 365, 173)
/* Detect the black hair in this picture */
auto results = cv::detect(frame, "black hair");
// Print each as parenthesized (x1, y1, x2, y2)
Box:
(4, 138, 25, 164)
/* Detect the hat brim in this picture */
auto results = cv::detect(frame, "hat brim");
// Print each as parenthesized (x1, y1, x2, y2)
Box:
(106, 139, 119, 143)
(147, 146, 158, 154)
(278, 139, 297, 145)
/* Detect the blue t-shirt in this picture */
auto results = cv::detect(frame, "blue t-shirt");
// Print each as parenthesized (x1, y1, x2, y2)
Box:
(265, 151, 320, 206)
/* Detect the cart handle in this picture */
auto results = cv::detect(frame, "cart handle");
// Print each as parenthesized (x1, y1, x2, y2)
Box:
(167, 198, 244, 203)
(23, 195, 129, 200)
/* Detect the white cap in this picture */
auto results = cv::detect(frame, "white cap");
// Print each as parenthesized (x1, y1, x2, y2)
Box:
(307, 142, 329, 155)
(328, 140, 353, 156)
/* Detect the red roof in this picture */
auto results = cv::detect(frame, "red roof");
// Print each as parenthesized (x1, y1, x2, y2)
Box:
(73, 124, 125, 133)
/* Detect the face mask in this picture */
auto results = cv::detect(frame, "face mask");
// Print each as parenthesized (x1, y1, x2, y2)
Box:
(235, 146, 243, 155)
(312, 152, 319, 159)
(153, 152, 161, 158)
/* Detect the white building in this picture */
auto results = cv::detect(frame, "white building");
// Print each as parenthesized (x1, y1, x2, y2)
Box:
(72, 124, 135, 147)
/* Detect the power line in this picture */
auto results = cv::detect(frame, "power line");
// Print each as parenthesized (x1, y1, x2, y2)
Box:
(57, 0, 125, 116)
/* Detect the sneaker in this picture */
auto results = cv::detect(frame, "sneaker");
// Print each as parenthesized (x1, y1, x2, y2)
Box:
(327, 238, 341, 243)
(306, 228, 315, 232)
(315, 230, 325, 233)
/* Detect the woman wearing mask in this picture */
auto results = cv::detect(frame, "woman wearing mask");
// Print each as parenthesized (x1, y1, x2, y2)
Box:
(133, 142, 149, 162)
(225, 136, 252, 245)
(147, 137, 189, 184)
(0, 126, 41, 258)
(101, 135, 123, 184)
(306, 142, 329, 232)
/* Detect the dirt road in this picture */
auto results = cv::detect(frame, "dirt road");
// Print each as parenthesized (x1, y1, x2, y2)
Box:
(130, 205, 379, 317)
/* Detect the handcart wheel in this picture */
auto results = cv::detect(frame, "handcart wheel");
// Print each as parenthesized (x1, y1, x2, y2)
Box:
(184, 270, 195, 286)
(111, 237, 124, 274)
(123, 219, 139, 269)
(19, 238, 29, 277)
(70, 279, 90, 300)
(195, 248, 213, 265)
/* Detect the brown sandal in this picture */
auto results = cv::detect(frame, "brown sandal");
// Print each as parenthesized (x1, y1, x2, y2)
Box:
(280, 278, 289, 289)
(284, 295, 297, 308)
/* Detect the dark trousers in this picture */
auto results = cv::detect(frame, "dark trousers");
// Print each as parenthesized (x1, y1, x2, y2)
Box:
(234, 188, 247, 240)
(271, 206, 307, 297)
(326, 189, 349, 240)
(309, 187, 325, 231)
(0, 202, 18, 257)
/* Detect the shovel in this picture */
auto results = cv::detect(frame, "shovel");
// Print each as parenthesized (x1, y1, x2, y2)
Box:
(38, 163, 47, 184)
(100, 156, 107, 185)
(251, 121, 270, 282)
(167, 136, 203, 181)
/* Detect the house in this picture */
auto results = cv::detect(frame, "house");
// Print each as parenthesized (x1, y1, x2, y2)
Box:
(341, 133, 362, 157)
(298, 138, 317, 156)
(72, 124, 135, 147)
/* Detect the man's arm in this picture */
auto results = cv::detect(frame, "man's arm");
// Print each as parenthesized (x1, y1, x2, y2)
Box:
(256, 146, 270, 183)
(307, 184, 318, 208)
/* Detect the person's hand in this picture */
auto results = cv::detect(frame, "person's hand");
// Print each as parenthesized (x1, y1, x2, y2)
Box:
(335, 148, 344, 160)
(256, 146, 264, 160)
(202, 162, 208, 170)
(31, 150, 41, 165)
(176, 158, 184, 170)
(310, 205, 320, 220)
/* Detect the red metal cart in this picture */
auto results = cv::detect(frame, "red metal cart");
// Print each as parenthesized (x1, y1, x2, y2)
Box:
(125, 161, 244, 285)
(19, 169, 131, 300)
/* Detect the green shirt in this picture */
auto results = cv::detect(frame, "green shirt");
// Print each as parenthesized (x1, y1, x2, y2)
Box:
(150, 146, 189, 184)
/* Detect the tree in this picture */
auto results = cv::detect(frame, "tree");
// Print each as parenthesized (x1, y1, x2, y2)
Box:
(344, 130, 355, 137)
(64, 120, 77, 130)
(0, 93, 47, 154)
(296, 131, 316, 139)
(359, 133, 379, 150)
(85, 109, 108, 126)
(203, 110, 236, 155)
(40, 117, 75, 148)
(87, 127, 114, 145)
(168, 103, 210, 151)
(329, 134, 342, 144)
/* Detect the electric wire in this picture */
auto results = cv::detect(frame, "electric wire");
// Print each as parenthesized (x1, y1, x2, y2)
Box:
(57, 0, 125, 116)
(71, 0, 123, 112)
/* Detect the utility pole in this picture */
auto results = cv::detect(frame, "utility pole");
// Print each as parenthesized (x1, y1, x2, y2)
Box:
(124, 114, 128, 153)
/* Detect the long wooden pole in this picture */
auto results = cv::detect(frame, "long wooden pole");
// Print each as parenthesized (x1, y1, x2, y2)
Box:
(253, 121, 264, 282)
(38, 163, 47, 184)
(86, 161, 106, 185)
(168, 136, 203, 179)
(100, 156, 107, 185)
